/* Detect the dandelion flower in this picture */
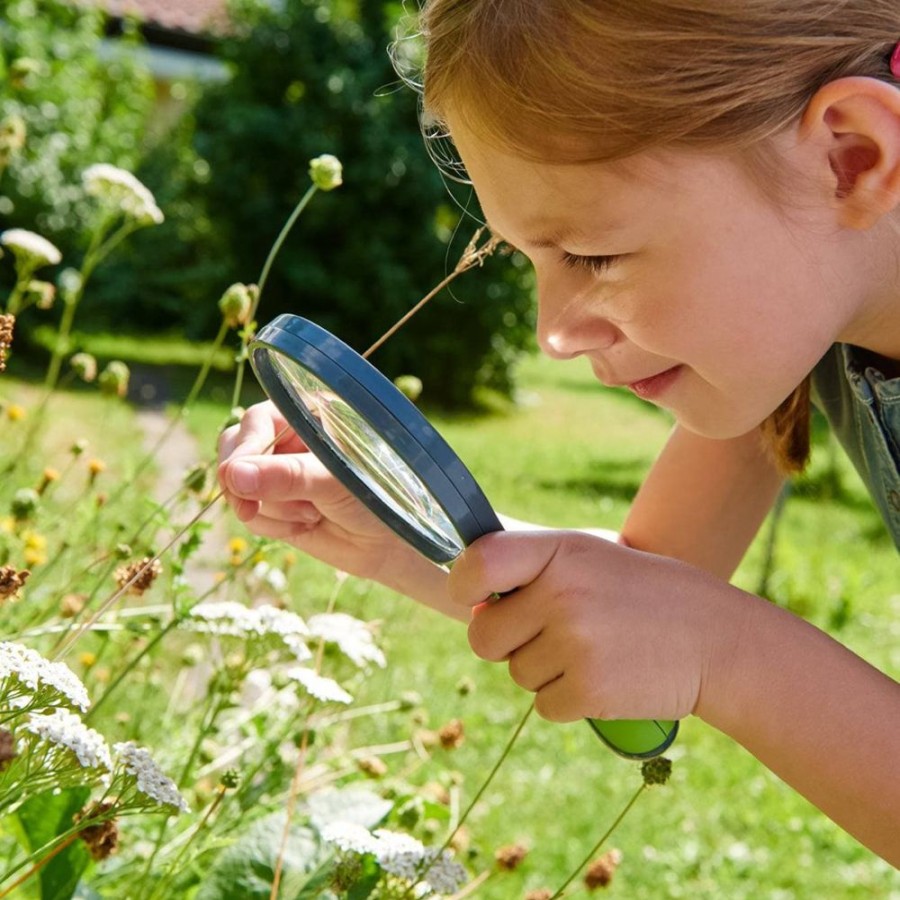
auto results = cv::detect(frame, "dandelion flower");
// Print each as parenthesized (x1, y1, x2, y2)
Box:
(25, 709, 112, 771)
(6, 404, 25, 422)
(0, 641, 90, 711)
(307, 613, 385, 668)
(0, 229, 62, 269)
(285, 666, 352, 704)
(113, 741, 188, 812)
(82, 164, 163, 226)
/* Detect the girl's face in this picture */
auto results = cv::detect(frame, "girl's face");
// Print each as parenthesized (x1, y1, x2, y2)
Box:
(448, 121, 877, 439)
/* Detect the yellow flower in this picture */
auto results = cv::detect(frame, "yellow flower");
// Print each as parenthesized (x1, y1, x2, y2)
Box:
(0, 517, 14, 534)
(6, 404, 25, 422)
(87, 458, 106, 476)
(22, 531, 47, 566)
(228, 537, 248, 555)
(23, 547, 47, 566)
(79, 652, 97, 668)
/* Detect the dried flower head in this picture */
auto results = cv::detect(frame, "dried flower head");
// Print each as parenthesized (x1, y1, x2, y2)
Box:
(113, 742, 188, 812)
(525, 890, 553, 900)
(114, 557, 162, 596)
(641, 756, 673, 787)
(0, 729, 17, 772)
(584, 849, 622, 890)
(356, 755, 388, 779)
(495, 843, 529, 871)
(76, 801, 119, 860)
(0, 229, 62, 271)
(60, 593, 86, 618)
(0, 565, 30, 600)
(82, 164, 164, 226)
(438, 719, 465, 750)
(0, 314, 15, 372)
(0, 641, 90, 710)
(25, 709, 112, 771)
(308, 154, 343, 191)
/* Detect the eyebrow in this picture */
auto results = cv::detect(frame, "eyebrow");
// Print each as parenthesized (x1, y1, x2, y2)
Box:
(486, 220, 623, 251)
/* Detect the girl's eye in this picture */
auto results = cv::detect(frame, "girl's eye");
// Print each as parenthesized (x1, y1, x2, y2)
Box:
(560, 252, 625, 276)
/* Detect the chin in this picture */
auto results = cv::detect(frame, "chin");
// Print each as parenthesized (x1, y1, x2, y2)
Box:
(672, 406, 769, 441)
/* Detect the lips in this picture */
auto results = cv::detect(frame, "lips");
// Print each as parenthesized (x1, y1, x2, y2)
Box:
(626, 365, 683, 400)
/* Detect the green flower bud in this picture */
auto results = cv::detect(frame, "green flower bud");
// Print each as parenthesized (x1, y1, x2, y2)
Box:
(641, 756, 673, 787)
(183, 464, 207, 494)
(220, 768, 240, 789)
(114, 543, 132, 560)
(11, 488, 39, 521)
(69, 438, 88, 457)
(218, 282, 254, 329)
(70, 352, 97, 383)
(394, 375, 423, 403)
(98, 361, 130, 399)
(308, 154, 343, 191)
(399, 690, 422, 711)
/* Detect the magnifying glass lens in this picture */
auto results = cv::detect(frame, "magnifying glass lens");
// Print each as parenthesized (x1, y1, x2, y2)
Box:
(267, 352, 465, 560)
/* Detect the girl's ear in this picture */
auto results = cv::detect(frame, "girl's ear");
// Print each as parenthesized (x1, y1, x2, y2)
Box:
(800, 77, 900, 229)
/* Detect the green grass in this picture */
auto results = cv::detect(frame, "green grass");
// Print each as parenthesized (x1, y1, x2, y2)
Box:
(7, 351, 898, 898)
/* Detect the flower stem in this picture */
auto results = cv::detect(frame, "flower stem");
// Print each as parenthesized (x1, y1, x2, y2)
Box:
(548, 782, 646, 900)
(0, 831, 78, 898)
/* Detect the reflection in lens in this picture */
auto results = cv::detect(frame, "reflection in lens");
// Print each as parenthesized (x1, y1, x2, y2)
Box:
(268, 352, 464, 559)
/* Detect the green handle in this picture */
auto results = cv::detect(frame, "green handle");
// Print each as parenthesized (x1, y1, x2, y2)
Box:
(586, 718, 678, 760)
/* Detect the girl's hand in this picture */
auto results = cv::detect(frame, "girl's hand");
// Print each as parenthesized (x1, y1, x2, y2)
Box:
(217, 401, 446, 601)
(450, 530, 745, 723)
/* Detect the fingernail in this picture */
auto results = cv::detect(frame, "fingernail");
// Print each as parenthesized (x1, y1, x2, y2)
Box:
(230, 460, 259, 493)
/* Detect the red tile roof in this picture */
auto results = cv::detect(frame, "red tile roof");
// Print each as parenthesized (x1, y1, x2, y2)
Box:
(100, 0, 229, 36)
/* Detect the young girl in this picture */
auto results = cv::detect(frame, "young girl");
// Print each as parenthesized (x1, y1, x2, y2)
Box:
(218, 0, 900, 864)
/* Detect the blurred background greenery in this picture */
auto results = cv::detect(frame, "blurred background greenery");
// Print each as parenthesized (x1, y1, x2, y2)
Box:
(0, 0, 536, 408)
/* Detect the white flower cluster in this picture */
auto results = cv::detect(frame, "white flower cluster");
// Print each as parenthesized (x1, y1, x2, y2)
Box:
(249, 561, 288, 595)
(82, 163, 164, 226)
(307, 613, 386, 669)
(25, 708, 112, 771)
(186, 601, 312, 660)
(0, 228, 62, 268)
(285, 666, 353, 704)
(113, 741, 188, 813)
(321, 824, 467, 895)
(0, 641, 90, 711)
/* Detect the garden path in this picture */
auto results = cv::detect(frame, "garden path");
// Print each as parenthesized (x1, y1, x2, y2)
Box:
(136, 405, 230, 598)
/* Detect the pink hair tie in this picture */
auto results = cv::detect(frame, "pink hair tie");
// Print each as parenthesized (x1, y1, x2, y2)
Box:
(891, 40, 900, 79)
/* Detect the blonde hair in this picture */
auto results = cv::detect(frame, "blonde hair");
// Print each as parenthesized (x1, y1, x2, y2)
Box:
(419, 0, 900, 473)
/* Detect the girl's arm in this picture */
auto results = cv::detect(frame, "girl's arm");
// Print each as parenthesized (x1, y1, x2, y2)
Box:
(621, 424, 784, 578)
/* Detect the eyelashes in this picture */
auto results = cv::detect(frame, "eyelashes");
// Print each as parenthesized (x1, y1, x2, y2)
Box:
(560, 252, 625, 276)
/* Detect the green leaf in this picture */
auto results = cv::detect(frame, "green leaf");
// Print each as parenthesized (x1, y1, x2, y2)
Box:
(195, 812, 324, 900)
(15, 787, 91, 900)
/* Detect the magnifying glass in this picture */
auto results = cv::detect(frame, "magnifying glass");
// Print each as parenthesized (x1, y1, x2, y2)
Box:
(249, 313, 678, 760)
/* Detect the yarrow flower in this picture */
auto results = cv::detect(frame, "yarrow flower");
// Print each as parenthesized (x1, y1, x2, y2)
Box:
(0, 641, 90, 711)
(285, 666, 353, 704)
(0, 229, 62, 270)
(113, 742, 188, 813)
(320, 824, 467, 895)
(185, 601, 312, 660)
(307, 613, 386, 668)
(25, 708, 112, 771)
(82, 164, 164, 226)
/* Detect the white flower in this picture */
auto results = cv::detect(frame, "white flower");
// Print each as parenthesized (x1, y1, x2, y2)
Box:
(0, 641, 90, 711)
(113, 741, 188, 812)
(185, 601, 312, 660)
(82, 163, 164, 226)
(307, 613, 386, 668)
(249, 561, 288, 594)
(285, 667, 352, 704)
(25, 709, 111, 771)
(0, 229, 62, 268)
(321, 821, 380, 855)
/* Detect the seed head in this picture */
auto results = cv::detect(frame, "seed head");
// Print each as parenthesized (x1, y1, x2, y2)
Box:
(356, 755, 388, 779)
(525, 891, 553, 900)
(76, 802, 119, 861)
(98, 360, 130, 399)
(641, 756, 673, 787)
(0, 314, 16, 372)
(494, 843, 528, 871)
(0, 566, 29, 600)
(438, 718, 465, 750)
(114, 557, 162, 596)
(218, 282, 255, 328)
(584, 849, 622, 890)
(70, 352, 97, 383)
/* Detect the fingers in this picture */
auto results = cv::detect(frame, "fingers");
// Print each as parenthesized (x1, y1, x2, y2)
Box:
(218, 401, 306, 465)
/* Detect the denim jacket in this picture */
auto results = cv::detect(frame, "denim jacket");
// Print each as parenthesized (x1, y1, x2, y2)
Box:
(810, 343, 900, 550)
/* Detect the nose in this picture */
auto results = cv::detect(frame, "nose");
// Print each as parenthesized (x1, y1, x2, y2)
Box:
(534, 274, 622, 361)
